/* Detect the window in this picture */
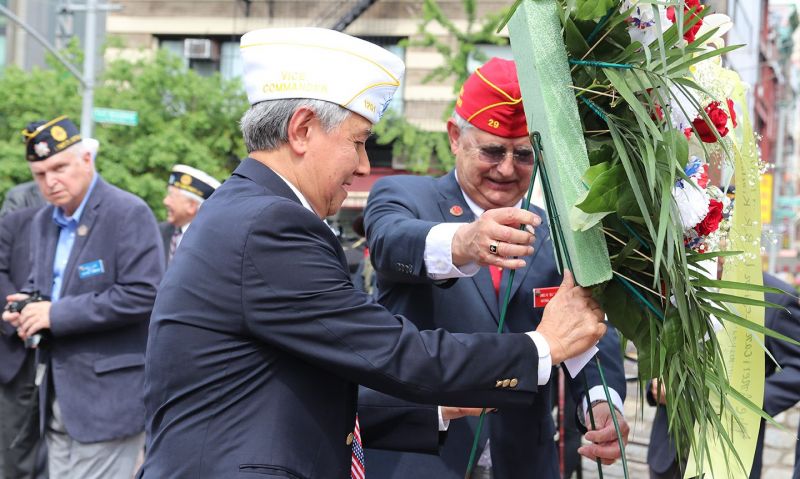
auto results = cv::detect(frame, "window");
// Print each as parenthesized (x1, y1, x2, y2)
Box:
(159, 35, 405, 107)
(220, 41, 243, 80)
(159, 37, 237, 78)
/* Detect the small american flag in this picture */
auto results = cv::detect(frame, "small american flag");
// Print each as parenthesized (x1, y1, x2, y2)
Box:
(351, 414, 366, 479)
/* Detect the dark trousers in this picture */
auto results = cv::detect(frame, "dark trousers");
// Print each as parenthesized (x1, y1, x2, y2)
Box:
(0, 351, 41, 479)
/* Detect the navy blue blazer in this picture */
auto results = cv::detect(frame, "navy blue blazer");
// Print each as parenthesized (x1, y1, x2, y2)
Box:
(158, 221, 174, 267)
(647, 274, 800, 478)
(363, 172, 626, 479)
(139, 158, 553, 479)
(27, 177, 163, 443)
(0, 206, 41, 384)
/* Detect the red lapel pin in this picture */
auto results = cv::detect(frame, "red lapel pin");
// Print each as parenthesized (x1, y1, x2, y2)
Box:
(450, 205, 463, 217)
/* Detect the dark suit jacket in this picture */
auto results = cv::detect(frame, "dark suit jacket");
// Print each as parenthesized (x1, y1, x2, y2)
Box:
(0, 206, 41, 384)
(362, 172, 626, 479)
(647, 273, 800, 478)
(0, 182, 44, 219)
(139, 158, 552, 479)
(27, 176, 163, 443)
(158, 221, 174, 266)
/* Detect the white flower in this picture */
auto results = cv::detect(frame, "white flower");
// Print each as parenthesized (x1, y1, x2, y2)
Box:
(668, 85, 700, 132)
(622, 1, 671, 47)
(695, 14, 733, 50)
(673, 180, 710, 230)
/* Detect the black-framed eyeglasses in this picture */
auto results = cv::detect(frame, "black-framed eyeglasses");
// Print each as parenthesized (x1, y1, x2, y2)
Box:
(475, 145, 535, 166)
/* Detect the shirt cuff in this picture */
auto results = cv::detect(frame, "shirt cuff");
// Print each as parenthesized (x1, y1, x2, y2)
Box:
(525, 331, 552, 386)
(581, 386, 625, 420)
(424, 223, 480, 280)
(437, 406, 450, 431)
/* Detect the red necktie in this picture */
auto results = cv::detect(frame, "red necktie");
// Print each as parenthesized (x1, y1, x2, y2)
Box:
(489, 266, 502, 296)
(351, 415, 365, 479)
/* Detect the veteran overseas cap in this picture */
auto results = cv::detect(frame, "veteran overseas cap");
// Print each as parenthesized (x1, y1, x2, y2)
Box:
(22, 116, 82, 162)
(455, 58, 528, 138)
(239, 27, 405, 124)
(168, 165, 221, 202)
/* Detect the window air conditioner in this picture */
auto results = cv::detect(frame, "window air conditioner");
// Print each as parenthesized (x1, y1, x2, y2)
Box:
(184, 39, 217, 60)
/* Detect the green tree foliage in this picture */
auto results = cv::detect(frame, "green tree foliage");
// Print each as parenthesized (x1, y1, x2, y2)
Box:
(411, 0, 511, 95)
(0, 45, 248, 218)
(373, 110, 453, 173)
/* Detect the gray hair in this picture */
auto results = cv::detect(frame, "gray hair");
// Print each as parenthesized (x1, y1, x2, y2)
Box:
(451, 111, 475, 135)
(62, 140, 95, 164)
(240, 99, 351, 153)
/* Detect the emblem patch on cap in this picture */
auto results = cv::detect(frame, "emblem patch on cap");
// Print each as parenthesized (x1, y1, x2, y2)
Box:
(34, 142, 51, 158)
(50, 126, 67, 142)
(180, 174, 193, 186)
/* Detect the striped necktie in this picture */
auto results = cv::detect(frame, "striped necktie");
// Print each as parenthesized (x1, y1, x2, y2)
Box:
(168, 227, 182, 262)
(351, 415, 365, 479)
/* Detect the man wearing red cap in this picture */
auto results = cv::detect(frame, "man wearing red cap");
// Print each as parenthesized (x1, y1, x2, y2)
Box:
(363, 58, 629, 478)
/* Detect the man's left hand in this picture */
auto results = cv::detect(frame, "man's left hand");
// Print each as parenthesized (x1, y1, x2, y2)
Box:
(578, 401, 630, 465)
(17, 301, 51, 340)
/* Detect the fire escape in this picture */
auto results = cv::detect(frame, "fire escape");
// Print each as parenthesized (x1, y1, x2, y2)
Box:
(313, 0, 380, 31)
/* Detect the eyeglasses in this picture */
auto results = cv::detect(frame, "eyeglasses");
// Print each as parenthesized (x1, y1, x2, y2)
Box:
(475, 144, 535, 166)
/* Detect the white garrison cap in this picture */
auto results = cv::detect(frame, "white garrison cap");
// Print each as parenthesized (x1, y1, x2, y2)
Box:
(239, 27, 405, 124)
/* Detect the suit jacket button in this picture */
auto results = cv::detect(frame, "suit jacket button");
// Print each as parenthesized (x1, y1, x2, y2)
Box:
(495, 380, 503, 388)
(502, 379, 511, 388)
(509, 378, 519, 388)
(346, 433, 354, 446)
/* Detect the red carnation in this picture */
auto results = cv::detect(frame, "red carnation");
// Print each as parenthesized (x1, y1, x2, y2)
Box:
(726, 98, 737, 128)
(692, 102, 729, 143)
(697, 164, 709, 189)
(695, 199, 724, 236)
(667, 0, 704, 43)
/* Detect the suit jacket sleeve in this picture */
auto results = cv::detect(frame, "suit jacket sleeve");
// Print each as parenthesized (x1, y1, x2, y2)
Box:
(357, 386, 442, 454)
(0, 191, 25, 219)
(242, 200, 539, 408)
(763, 289, 800, 417)
(0, 214, 18, 336)
(49, 201, 163, 336)
(364, 177, 442, 284)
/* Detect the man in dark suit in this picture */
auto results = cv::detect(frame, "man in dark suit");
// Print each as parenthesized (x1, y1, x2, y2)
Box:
(0, 137, 96, 479)
(139, 28, 612, 479)
(363, 57, 629, 479)
(158, 164, 220, 265)
(0, 183, 43, 219)
(647, 273, 800, 479)
(0, 206, 42, 478)
(2, 116, 164, 479)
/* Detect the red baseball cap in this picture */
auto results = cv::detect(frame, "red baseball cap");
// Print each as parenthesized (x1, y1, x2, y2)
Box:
(454, 58, 528, 138)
